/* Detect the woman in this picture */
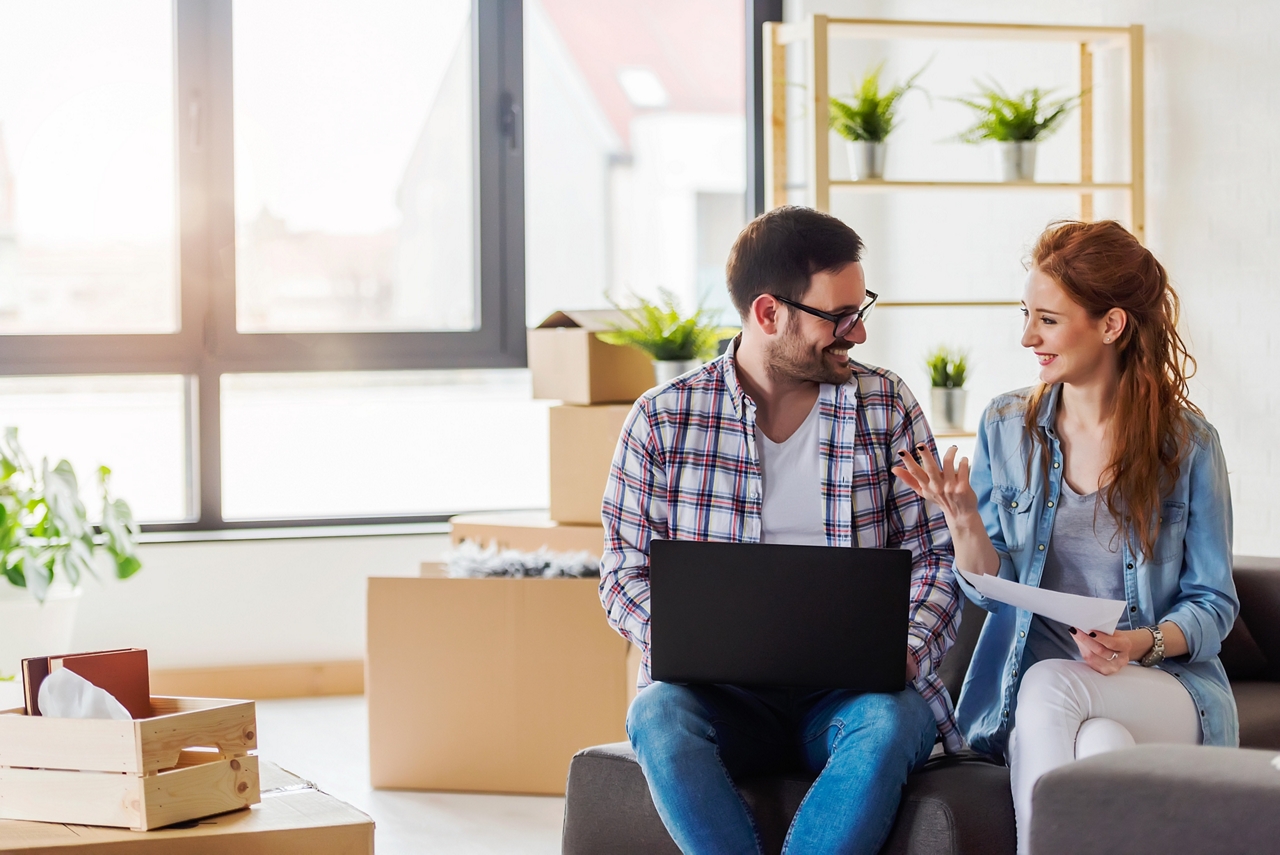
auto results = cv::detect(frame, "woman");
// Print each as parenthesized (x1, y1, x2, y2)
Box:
(894, 220, 1238, 853)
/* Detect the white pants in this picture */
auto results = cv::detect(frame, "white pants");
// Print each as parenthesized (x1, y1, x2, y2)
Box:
(1008, 659, 1201, 855)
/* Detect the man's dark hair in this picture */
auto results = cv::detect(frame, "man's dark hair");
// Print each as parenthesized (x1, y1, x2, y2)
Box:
(725, 206, 864, 318)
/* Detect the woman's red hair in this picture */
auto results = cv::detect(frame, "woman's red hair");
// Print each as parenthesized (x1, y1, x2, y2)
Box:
(1025, 220, 1200, 559)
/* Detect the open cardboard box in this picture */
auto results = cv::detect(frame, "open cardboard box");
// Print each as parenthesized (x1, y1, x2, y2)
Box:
(367, 575, 631, 794)
(527, 310, 655, 404)
(450, 510, 605, 557)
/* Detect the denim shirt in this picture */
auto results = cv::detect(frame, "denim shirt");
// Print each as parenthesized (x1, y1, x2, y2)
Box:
(956, 384, 1240, 758)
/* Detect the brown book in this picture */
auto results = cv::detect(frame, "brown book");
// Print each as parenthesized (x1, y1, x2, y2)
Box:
(20, 656, 50, 716)
(22, 648, 151, 719)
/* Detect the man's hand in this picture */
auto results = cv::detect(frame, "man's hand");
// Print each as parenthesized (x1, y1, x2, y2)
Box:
(906, 649, 919, 681)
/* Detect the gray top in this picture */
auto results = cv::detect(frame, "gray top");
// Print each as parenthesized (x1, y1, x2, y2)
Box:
(1025, 478, 1126, 663)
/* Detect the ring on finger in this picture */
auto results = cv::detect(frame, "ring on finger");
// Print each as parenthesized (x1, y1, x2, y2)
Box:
(1108, 652, 1118, 661)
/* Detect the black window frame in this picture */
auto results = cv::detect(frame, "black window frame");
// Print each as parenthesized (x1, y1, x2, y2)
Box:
(0, 0, 525, 532)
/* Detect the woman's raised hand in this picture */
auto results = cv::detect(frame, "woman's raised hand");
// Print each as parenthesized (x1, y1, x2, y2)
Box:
(893, 443, 980, 524)
(894, 441, 1001, 577)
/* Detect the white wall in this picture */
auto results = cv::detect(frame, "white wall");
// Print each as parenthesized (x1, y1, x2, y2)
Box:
(69, 532, 450, 670)
(794, 0, 1280, 556)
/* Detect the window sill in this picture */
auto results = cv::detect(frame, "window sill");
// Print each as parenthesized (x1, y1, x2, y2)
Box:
(138, 520, 452, 545)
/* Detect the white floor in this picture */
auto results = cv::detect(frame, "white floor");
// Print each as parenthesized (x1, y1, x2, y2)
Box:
(255, 695, 565, 854)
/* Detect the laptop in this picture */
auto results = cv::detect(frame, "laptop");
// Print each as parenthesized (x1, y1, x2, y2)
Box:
(649, 539, 911, 692)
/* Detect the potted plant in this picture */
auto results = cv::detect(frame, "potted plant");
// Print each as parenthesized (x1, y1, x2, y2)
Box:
(600, 290, 723, 385)
(829, 62, 926, 180)
(925, 346, 969, 432)
(0, 428, 141, 681)
(954, 82, 1082, 181)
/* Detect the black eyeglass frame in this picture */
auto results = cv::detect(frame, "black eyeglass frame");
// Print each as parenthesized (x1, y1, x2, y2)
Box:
(774, 291, 879, 338)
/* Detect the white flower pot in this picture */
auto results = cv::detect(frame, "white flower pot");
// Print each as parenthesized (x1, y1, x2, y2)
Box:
(998, 141, 1038, 182)
(845, 140, 887, 181)
(931, 387, 969, 432)
(0, 585, 81, 681)
(652, 359, 702, 386)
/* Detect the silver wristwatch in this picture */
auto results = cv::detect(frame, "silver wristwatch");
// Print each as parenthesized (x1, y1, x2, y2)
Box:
(1139, 625, 1165, 667)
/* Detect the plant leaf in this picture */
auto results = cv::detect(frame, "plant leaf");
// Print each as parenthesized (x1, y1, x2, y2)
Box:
(925, 346, 970, 388)
(26, 552, 52, 603)
(829, 60, 928, 143)
(116, 554, 142, 580)
(602, 289, 722, 361)
(0, 428, 141, 599)
(3, 558, 24, 588)
(951, 80, 1082, 143)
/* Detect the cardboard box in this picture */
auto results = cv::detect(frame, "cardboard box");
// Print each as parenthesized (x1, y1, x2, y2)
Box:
(367, 576, 629, 794)
(527, 310, 656, 404)
(450, 511, 606, 557)
(0, 762, 373, 854)
(549, 403, 631, 525)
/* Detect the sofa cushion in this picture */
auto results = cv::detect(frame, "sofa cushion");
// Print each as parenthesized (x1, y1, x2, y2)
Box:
(562, 742, 1015, 855)
(562, 741, 681, 855)
(1031, 744, 1280, 855)
(1234, 681, 1280, 750)
(1219, 615, 1270, 680)
(1233, 561, 1280, 680)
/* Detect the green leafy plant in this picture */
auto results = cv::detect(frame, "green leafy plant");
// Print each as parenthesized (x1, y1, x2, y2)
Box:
(829, 62, 927, 143)
(0, 427, 141, 603)
(599, 290, 723, 362)
(925, 347, 969, 388)
(953, 81, 1082, 143)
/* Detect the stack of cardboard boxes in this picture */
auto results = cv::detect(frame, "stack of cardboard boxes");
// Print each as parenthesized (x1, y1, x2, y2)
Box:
(367, 312, 656, 796)
(448, 309, 655, 551)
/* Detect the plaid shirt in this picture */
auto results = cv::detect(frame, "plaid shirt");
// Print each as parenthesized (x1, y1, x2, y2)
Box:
(600, 345, 965, 752)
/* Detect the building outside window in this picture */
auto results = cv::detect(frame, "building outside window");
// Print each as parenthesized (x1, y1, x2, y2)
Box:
(0, 0, 745, 529)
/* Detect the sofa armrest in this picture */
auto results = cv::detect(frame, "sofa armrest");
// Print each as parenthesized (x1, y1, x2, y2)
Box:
(1030, 745, 1280, 855)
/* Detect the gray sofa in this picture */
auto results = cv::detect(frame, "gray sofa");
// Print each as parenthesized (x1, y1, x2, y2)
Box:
(1031, 744, 1280, 855)
(561, 561, 1280, 854)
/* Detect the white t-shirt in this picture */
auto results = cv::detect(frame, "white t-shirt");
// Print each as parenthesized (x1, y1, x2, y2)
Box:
(755, 394, 826, 545)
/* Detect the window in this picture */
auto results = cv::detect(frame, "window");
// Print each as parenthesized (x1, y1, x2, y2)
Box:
(232, 0, 475, 333)
(523, 0, 747, 327)
(0, 0, 525, 531)
(0, 1, 755, 530)
(0, 0, 177, 334)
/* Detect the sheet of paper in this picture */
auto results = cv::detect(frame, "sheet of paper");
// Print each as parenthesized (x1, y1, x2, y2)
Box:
(957, 568, 1126, 634)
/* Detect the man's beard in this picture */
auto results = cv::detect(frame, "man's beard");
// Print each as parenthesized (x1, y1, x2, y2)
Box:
(765, 319, 854, 385)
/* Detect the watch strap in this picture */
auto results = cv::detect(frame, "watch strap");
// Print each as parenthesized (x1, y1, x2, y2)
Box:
(1139, 624, 1165, 667)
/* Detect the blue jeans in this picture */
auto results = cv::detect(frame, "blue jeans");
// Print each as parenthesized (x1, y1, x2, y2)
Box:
(626, 682, 937, 855)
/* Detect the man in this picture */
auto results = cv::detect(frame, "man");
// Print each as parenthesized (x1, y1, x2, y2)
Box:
(599, 206, 962, 854)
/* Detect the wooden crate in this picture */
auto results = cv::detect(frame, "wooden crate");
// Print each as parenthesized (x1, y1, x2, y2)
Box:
(0, 696, 260, 831)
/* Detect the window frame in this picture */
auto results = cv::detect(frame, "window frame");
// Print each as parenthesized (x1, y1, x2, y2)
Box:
(0, 0, 526, 531)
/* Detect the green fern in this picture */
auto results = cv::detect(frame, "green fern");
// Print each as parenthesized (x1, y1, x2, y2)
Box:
(598, 291, 723, 362)
(953, 81, 1082, 143)
(828, 62, 927, 144)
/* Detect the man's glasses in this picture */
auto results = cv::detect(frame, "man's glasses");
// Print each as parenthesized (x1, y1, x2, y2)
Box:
(775, 291, 878, 339)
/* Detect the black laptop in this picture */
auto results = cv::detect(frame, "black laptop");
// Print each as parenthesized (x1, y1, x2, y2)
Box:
(649, 539, 911, 692)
